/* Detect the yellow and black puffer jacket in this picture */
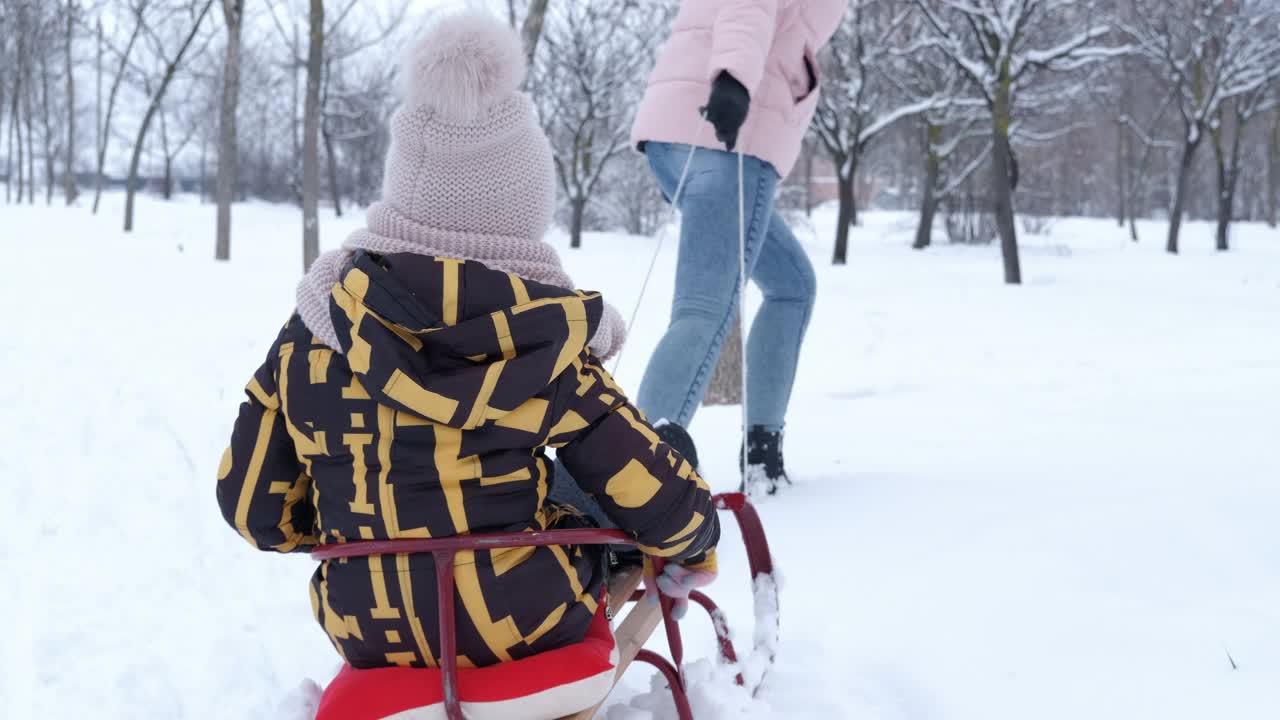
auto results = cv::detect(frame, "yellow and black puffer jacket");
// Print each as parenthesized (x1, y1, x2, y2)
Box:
(216, 250, 718, 669)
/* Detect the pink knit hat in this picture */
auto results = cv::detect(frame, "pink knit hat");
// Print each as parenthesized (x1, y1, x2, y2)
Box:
(378, 10, 555, 244)
(298, 10, 625, 359)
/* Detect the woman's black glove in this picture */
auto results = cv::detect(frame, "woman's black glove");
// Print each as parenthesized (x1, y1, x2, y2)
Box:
(701, 71, 750, 152)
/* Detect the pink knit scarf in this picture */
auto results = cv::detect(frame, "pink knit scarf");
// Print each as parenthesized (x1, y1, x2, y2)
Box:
(296, 202, 625, 359)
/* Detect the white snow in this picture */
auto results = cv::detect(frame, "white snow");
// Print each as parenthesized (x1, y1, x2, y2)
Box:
(4, 194, 1280, 719)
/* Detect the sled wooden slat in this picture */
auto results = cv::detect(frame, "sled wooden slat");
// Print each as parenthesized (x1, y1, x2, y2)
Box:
(607, 565, 645, 615)
(561, 566, 659, 720)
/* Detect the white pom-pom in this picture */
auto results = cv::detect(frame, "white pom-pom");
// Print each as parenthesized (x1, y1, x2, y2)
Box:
(401, 10, 526, 122)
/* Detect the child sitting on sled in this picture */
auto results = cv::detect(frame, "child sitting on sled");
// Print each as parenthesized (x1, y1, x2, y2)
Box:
(215, 10, 718, 669)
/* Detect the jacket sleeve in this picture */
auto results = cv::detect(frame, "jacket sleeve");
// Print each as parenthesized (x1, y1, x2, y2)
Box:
(707, 0, 779, 95)
(216, 355, 317, 553)
(554, 355, 719, 562)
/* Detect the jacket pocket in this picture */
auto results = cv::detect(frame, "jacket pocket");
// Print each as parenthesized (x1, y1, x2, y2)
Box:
(789, 45, 822, 124)
(794, 44, 820, 104)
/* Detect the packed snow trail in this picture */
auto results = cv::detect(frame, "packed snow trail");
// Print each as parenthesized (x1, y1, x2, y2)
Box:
(5, 195, 1280, 719)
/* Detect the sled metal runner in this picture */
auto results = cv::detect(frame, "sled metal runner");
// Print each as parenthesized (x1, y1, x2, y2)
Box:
(310, 492, 777, 720)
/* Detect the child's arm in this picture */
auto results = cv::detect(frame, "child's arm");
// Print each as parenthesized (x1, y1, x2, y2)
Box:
(553, 355, 719, 563)
(215, 356, 317, 553)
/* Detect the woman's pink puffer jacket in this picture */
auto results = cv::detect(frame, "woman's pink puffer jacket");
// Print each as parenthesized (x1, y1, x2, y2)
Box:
(631, 0, 848, 178)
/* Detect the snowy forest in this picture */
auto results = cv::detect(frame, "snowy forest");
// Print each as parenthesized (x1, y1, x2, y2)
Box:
(2, 0, 1278, 283)
(4, 3, 1280, 719)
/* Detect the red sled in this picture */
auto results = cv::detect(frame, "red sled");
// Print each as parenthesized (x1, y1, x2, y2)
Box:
(311, 492, 777, 720)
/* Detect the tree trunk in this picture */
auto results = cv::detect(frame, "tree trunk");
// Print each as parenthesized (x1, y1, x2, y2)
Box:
(990, 97, 1021, 284)
(216, 0, 244, 261)
(849, 163, 859, 227)
(94, 18, 103, 211)
(63, 1, 79, 205)
(94, 12, 142, 215)
(24, 63, 35, 205)
(569, 195, 586, 249)
(521, 0, 550, 65)
(301, 0, 324, 270)
(124, 0, 215, 232)
(1115, 119, 1127, 227)
(1211, 109, 1229, 252)
(833, 163, 854, 265)
(123, 99, 160, 229)
(804, 142, 814, 217)
(1216, 108, 1245, 252)
(40, 50, 55, 206)
(914, 122, 941, 250)
(199, 133, 207, 202)
(1217, 180, 1236, 252)
(1267, 110, 1279, 229)
(160, 106, 174, 201)
(292, 20, 301, 165)
(2, 74, 9, 203)
(323, 123, 342, 217)
(703, 311, 743, 406)
(11, 55, 23, 204)
(1213, 157, 1229, 251)
(1167, 130, 1201, 255)
(7, 47, 21, 204)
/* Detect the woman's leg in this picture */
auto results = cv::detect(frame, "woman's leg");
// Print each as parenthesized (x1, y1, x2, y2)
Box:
(746, 211, 817, 430)
(636, 142, 779, 427)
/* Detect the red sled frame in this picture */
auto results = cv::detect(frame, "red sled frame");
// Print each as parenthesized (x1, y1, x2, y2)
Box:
(310, 492, 776, 720)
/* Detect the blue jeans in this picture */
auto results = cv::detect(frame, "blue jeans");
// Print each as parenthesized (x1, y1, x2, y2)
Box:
(636, 142, 817, 432)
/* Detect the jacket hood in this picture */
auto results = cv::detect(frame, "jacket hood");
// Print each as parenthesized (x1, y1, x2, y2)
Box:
(328, 251, 602, 429)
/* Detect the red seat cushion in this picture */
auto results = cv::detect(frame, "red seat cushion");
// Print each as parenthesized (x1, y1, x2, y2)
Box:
(316, 603, 616, 720)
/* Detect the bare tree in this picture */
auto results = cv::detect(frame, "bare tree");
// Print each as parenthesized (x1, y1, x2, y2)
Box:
(93, 0, 147, 215)
(23, 27, 34, 205)
(598, 149, 666, 237)
(215, 0, 244, 260)
(900, 42, 989, 250)
(320, 58, 342, 218)
(1209, 87, 1276, 250)
(264, 0, 403, 265)
(1118, 92, 1180, 242)
(94, 16, 100, 202)
(317, 7, 405, 215)
(39, 37, 57, 205)
(1269, 108, 1279, 228)
(1, 2, 17, 204)
(815, 2, 950, 264)
(5, 2, 36, 204)
(63, 0, 79, 204)
(521, 0, 550, 65)
(300, 0, 322, 269)
(7, 28, 23, 204)
(123, 0, 215, 232)
(1, 5, 8, 203)
(504, 0, 553, 65)
(915, 0, 1122, 283)
(912, 117, 989, 249)
(534, 0, 666, 248)
(155, 95, 200, 199)
(321, 59, 396, 208)
(1123, 0, 1280, 253)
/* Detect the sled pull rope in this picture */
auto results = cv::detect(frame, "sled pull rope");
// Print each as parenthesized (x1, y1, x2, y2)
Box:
(611, 130, 703, 378)
(737, 148, 749, 481)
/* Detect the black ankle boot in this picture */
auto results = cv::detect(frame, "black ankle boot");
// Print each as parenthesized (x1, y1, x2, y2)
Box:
(740, 426, 790, 496)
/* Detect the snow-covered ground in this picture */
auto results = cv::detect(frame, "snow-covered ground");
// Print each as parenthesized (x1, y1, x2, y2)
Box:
(4, 193, 1279, 719)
